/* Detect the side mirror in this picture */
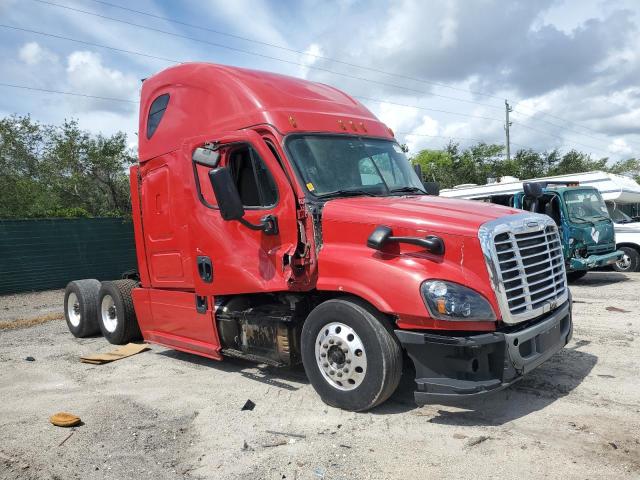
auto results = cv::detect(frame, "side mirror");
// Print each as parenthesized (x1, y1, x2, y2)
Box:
(367, 225, 445, 255)
(367, 225, 393, 250)
(208, 166, 279, 235)
(423, 181, 440, 196)
(208, 167, 245, 221)
(523, 182, 543, 199)
(193, 146, 220, 167)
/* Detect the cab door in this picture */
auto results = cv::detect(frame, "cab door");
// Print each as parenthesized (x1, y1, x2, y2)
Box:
(187, 130, 300, 297)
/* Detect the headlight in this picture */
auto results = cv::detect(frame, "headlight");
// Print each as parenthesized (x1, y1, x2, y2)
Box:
(421, 280, 496, 321)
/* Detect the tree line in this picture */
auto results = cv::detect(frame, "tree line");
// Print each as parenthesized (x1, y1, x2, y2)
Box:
(0, 115, 135, 218)
(0, 115, 638, 218)
(410, 141, 639, 189)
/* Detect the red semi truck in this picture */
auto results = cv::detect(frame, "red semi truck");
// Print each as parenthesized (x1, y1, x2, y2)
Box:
(63, 63, 573, 411)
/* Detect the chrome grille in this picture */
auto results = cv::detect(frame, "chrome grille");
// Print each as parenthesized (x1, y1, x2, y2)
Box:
(479, 213, 569, 324)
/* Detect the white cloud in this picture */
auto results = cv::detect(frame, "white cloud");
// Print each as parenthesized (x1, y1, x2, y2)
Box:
(438, 2, 459, 48)
(18, 42, 58, 66)
(65, 51, 138, 112)
(608, 138, 632, 155)
(299, 43, 324, 79)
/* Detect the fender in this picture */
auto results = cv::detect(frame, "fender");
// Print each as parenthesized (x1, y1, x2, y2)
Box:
(316, 234, 499, 331)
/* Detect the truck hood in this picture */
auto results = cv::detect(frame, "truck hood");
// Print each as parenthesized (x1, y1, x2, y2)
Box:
(320, 195, 523, 239)
(316, 195, 524, 328)
(615, 221, 640, 233)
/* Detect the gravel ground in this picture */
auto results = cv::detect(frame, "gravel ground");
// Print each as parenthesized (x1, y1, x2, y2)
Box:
(0, 272, 639, 480)
(0, 289, 64, 322)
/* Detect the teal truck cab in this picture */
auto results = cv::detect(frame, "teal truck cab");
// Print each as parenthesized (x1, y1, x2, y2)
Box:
(502, 182, 623, 280)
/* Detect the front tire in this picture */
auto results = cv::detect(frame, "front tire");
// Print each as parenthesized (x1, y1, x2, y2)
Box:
(301, 298, 402, 411)
(612, 246, 640, 273)
(63, 279, 101, 338)
(98, 280, 141, 345)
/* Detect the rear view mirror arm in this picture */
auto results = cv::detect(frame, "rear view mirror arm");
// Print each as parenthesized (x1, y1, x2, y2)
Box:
(239, 215, 279, 235)
(367, 225, 444, 255)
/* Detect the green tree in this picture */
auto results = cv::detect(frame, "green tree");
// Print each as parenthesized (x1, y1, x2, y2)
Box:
(548, 149, 608, 176)
(0, 115, 135, 218)
(411, 140, 638, 188)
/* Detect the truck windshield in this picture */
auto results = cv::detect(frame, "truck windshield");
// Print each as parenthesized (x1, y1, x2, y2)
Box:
(563, 189, 610, 223)
(286, 135, 425, 198)
(606, 203, 635, 224)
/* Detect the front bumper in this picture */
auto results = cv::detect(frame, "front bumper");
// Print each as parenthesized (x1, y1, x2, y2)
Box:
(570, 250, 623, 270)
(395, 300, 572, 404)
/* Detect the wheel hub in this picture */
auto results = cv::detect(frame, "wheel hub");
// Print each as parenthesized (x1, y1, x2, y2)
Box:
(617, 254, 631, 270)
(67, 292, 81, 328)
(101, 295, 118, 333)
(315, 322, 367, 391)
(327, 345, 346, 366)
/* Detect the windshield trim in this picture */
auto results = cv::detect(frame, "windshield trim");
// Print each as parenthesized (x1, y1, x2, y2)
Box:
(282, 132, 419, 202)
(562, 188, 610, 224)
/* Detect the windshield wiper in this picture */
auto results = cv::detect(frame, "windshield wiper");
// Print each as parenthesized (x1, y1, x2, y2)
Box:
(388, 186, 427, 195)
(571, 216, 595, 225)
(315, 189, 380, 199)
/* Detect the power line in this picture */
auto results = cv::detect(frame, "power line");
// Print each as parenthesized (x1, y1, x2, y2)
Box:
(0, 83, 137, 103)
(2, 16, 627, 156)
(0, 81, 602, 155)
(0, 24, 505, 125)
(397, 131, 527, 149)
(80, 0, 635, 145)
(83, 0, 503, 101)
(353, 96, 503, 123)
(29, 1, 633, 152)
(0, 24, 179, 64)
(511, 107, 640, 149)
(3, 22, 612, 154)
(31, 0, 505, 112)
(510, 120, 611, 156)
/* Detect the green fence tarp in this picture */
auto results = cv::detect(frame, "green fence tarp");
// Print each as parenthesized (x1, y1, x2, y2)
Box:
(0, 218, 137, 295)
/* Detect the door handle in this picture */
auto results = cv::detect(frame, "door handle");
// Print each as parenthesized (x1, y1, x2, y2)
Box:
(197, 256, 213, 283)
(195, 295, 208, 314)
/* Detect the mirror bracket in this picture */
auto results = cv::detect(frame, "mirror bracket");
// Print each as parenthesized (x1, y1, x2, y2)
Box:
(193, 142, 221, 167)
(239, 215, 279, 235)
(367, 225, 444, 255)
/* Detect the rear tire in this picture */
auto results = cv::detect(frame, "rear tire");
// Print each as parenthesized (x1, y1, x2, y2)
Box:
(612, 246, 640, 273)
(301, 298, 402, 412)
(63, 279, 101, 338)
(98, 280, 141, 345)
(567, 270, 588, 282)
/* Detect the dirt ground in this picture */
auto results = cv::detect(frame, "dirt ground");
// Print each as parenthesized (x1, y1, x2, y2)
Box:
(0, 272, 639, 480)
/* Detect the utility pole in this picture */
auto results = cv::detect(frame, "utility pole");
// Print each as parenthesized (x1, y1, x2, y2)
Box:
(504, 99, 513, 161)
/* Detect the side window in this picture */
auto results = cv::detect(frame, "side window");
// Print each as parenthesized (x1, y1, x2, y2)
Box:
(194, 162, 217, 206)
(227, 145, 278, 208)
(146, 94, 170, 139)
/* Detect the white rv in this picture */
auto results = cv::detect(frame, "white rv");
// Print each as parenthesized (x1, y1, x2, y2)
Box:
(441, 171, 640, 272)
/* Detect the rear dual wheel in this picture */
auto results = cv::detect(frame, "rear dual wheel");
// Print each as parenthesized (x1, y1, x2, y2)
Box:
(98, 280, 142, 345)
(301, 298, 402, 412)
(64, 279, 101, 338)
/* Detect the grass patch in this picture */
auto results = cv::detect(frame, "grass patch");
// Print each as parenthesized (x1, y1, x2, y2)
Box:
(0, 313, 64, 330)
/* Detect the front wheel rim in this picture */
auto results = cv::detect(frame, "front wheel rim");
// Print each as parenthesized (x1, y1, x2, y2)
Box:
(101, 295, 118, 333)
(616, 254, 631, 270)
(314, 322, 367, 391)
(67, 292, 81, 327)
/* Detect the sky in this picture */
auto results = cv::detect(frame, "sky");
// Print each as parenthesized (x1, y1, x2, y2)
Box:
(0, 0, 639, 160)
